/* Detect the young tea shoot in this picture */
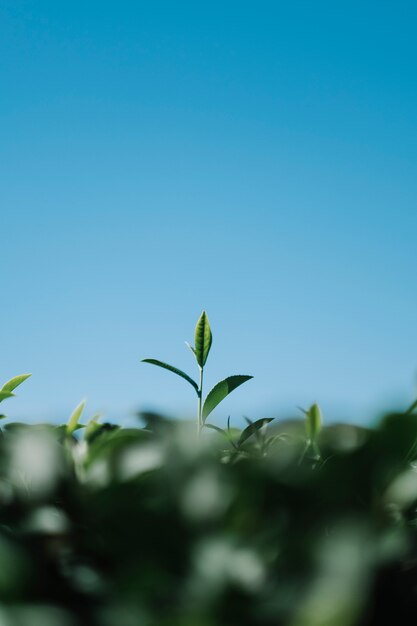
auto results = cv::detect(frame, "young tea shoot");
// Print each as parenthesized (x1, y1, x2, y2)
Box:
(0, 373, 31, 420)
(142, 311, 253, 434)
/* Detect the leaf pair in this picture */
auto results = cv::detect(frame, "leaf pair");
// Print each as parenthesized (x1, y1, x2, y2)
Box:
(142, 312, 213, 395)
(66, 399, 102, 437)
(142, 311, 253, 427)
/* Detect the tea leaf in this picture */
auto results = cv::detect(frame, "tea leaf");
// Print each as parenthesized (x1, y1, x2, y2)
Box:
(305, 403, 322, 441)
(67, 399, 86, 435)
(202, 375, 253, 421)
(0, 391, 15, 403)
(85, 413, 102, 439)
(238, 417, 274, 447)
(1, 373, 32, 393)
(142, 359, 199, 394)
(194, 311, 212, 367)
(205, 423, 228, 437)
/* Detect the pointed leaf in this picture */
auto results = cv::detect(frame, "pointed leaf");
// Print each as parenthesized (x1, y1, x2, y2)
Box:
(142, 359, 199, 393)
(243, 416, 263, 445)
(194, 311, 212, 367)
(202, 375, 253, 422)
(205, 423, 240, 449)
(0, 391, 15, 403)
(1, 373, 32, 393)
(204, 423, 228, 437)
(305, 403, 322, 441)
(405, 398, 417, 415)
(67, 399, 86, 435)
(185, 341, 197, 356)
(85, 413, 102, 439)
(238, 417, 274, 447)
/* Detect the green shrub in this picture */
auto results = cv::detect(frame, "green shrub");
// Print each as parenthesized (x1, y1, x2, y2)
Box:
(1, 315, 417, 625)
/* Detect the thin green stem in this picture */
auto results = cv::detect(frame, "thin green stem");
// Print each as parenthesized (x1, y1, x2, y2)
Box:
(197, 366, 204, 434)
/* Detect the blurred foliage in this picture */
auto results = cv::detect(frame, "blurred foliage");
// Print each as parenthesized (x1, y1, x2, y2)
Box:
(1, 405, 417, 625)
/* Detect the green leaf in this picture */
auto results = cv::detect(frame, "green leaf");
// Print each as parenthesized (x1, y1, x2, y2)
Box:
(142, 359, 199, 394)
(238, 417, 274, 447)
(185, 341, 196, 356)
(1, 373, 32, 393)
(405, 398, 417, 415)
(305, 403, 322, 441)
(0, 391, 15, 403)
(85, 413, 102, 439)
(194, 311, 212, 367)
(202, 375, 253, 422)
(67, 399, 86, 435)
(204, 423, 228, 437)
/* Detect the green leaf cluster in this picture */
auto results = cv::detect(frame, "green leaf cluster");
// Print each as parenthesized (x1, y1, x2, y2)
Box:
(142, 311, 252, 431)
(1, 314, 417, 625)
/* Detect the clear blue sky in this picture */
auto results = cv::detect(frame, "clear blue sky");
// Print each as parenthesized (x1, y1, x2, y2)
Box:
(2, 1, 417, 426)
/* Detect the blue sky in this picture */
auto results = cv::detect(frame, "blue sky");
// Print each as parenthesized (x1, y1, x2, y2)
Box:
(1, 1, 417, 426)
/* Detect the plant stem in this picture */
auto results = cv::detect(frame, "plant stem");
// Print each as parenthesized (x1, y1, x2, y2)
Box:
(197, 366, 204, 434)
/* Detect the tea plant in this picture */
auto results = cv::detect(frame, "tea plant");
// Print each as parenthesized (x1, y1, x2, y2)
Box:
(142, 311, 254, 435)
(2, 316, 417, 625)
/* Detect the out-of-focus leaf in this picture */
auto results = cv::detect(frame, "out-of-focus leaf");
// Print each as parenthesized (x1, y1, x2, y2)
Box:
(85, 413, 102, 439)
(142, 359, 199, 393)
(405, 397, 417, 415)
(263, 434, 284, 451)
(202, 375, 253, 422)
(305, 403, 322, 441)
(0, 391, 15, 403)
(85, 427, 149, 466)
(85, 422, 119, 445)
(67, 399, 86, 435)
(205, 423, 239, 451)
(3, 422, 28, 431)
(1, 373, 32, 393)
(205, 423, 228, 437)
(238, 417, 274, 447)
(194, 311, 212, 367)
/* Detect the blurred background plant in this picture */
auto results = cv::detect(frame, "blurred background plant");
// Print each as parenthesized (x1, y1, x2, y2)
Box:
(1, 349, 417, 624)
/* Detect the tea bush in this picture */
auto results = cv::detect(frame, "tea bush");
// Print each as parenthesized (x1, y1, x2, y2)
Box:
(1, 315, 417, 625)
